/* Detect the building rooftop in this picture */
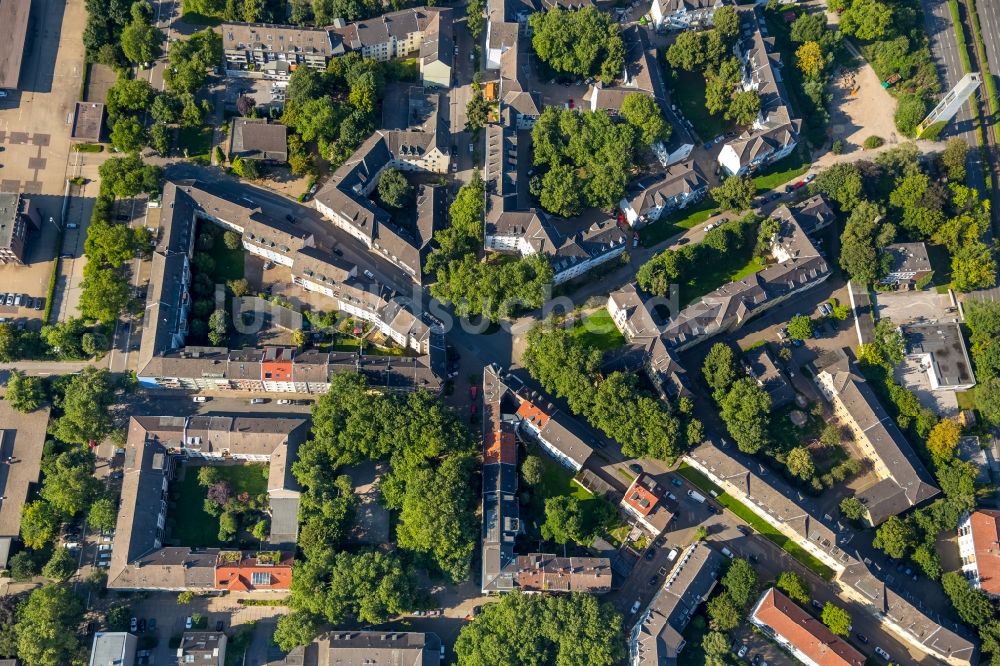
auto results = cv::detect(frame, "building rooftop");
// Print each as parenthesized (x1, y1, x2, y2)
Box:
(751, 588, 865, 666)
(0, 401, 51, 567)
(631, 542, 725, 665)
(817, 350, 939, 524)
(178, 633, 226, 665)
(968, 510, 1000, 597)
(221, 22, 336, 56)
(905, 321, 975, 390)
(884, 242, 931, 278)
(72, 102, 105, 142)
(305, 631, 441, 666)
(743, 344, 795, 409)
(230, 118, 288, 162)
(89, 633, 136, 666)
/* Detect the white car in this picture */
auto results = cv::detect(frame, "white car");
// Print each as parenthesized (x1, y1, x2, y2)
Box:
(874, 647, 890, 660)
(185, 617, 193, 630)
(737, 645, 748, 658)
(629, 600, 641, 614)
(192, 396, 208, 403)
(277, 399, 292, 405)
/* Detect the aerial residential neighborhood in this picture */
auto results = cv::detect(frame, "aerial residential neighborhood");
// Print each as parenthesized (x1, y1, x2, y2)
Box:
(3, 0, 1000, 662)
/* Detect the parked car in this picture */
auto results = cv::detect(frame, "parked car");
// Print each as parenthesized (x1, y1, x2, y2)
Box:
(192, 396, 208, 403)
(34, 297, 44, 310)
(670, 478, 683, 488)
(249, 398, 267, 404)
(720, 547, 734, 558)
(811, 599, 824, 610)
(874, 647, 890, 660)
(737, 645, 748, 658)
(736, 525, 751, 536)
(647, 574, 659, 586)
(629, 600, 641, 614)
(644, 548, 655, 561)
(215, 621, 224, 631)
(185, 617, 193, 630)
(667, 548, 679, 562)
(116, 214, 130, 221)
(130, 618, 138, 632)
(276, 399, 292, 405)
(148, 619, 156, 632)
(804, 173, 817, 184)
(628, 463, 643, 474)
(855, 633, 869, 644)
(137, 619, 146, 633)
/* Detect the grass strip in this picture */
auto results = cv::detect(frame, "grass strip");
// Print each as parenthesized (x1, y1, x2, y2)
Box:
(677, 463, 836, 580)
(967, 0, 999, 116)
(948, 0, 974, 73)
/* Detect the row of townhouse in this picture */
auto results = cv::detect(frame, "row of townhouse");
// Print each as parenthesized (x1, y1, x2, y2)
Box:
(718, 7, 801, 177)
(683, 439, 977, 665)
(220, 7, 454, 87)
(107, 415, 305, 590)
(606, 198, 832, 397)
(480, 365, 612, 594)
(136, 179, 445, 393)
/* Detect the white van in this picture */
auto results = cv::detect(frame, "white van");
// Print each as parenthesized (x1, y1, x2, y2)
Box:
(666, 548, 679, 562)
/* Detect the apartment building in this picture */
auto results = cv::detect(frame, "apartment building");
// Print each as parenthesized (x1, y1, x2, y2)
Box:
(480, 365, 612, 594)
(749, 588, 865, 666)
(275, 632, 442, 666)
(0, 0, 30, 90)
(718, 7, 800, 177)
(815, 349, 939, 525)
(629, 543, 724, 665)
(177, 633, 228, 666)
(583, 26, 668, 114)
(685, 440, 976, 665)
(882, 242, 932, 287)
(135, 180, 445, 392)
(958, 509, 1000, 597)
(514, 399, 595, 472)
(620, 473, 675, 536)
(107, 415, 307, 590)
(0, 402, 50, 569)
(649, 0, 727, 30)
(330, 8, 443, 61)
(905, 322, 976, 391)
(89, 633, 138, 666)
(0, 192, 41, 264)
(221, 23, 341, 79)
(619, 160, 707, 227)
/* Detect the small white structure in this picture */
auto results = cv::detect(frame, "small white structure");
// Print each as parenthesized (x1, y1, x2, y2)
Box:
(649, 0, 727, 30)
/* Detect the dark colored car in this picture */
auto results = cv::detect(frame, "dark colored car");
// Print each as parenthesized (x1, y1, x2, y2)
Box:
(855, 633, 869, 644)
(671, 478, 683, 487)
(116, 214, 130, 221)
(216, 621, 224, 632)
(644, 549, 655, 561)
(137, 619, 146, 633)
(736, 525, 751, 536)
(286, 214, 295, 223)
(628, 463, 643, 474)
(647, 575, 659, 586)
(332, 247, 344, 256)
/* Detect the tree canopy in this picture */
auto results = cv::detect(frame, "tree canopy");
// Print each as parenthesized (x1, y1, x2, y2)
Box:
(14, 584, 85, 666)
(453, 593, 624, 666)
(531, 106, 639, 216)
(529, 7, 625, 82)
(620, 93, 671, 146)
(50, 367, 116, 445)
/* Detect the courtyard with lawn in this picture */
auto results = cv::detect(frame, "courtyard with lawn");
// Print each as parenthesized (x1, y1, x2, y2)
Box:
(168, 462, 271, 549)
(569, 309, 625, 352)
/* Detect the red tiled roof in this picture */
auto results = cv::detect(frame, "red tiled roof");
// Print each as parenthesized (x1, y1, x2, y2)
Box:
(515, 400, 550, 428)
(971, 510, 1000, 596)
(214, 553, 294, 591)
(752, 589, 865, 666)
(622, 474, 661, 517)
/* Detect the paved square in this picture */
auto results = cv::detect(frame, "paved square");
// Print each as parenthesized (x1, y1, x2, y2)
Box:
(9, 132, 28, 144)
(0, 131, 5, 142)
(31, 133, 50, 146)
(1, 179, 20, 191)
(23, 181, 43, 193)
(27, 157, 46, 170)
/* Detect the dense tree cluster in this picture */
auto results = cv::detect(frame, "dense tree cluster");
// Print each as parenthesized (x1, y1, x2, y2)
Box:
(620, 93, 671, 146)
(522, 324, 701, 462)
(637, 214, 758, 300)
(706, 557, 757, 631)
(781, 8, 840, 143)
(164, 29, 222, 95)
(275, 374, 477, 649)
(453, 593, 624, 666)
(540, 495, 617, 546)
(427, 173, 553, 321)
(279, 55, 387, 169)
(530, 106, 639, 217)
(529, 8, 625, 83)
(814, 144, 993, 290)
(13, 584, 86, 666)
(121, 0, 162, 65)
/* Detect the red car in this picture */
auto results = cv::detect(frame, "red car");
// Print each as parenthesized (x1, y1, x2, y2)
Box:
(470, 385, 478, 400)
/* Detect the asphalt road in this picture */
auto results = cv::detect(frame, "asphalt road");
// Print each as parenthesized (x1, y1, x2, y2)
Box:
(920, 0, 987, 191)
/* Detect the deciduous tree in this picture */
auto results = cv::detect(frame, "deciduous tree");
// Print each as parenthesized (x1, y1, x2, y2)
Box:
(821, 603, 852, 636)
(6, 370, 45, 412)
(711, 176, 755, 212)
(14, 584, 85, 666)
(719, 378, 771, 454)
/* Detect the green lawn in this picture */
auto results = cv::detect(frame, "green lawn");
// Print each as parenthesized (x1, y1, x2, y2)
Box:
(752, 149, 809, 193)
(957, 389, 977, 411)
(672, 70, 732, 140)
(640, 198, 719, 248)
(177, 126, 214, 163)
(569, 310, 625, 352)
(203, 224, 245, 282)
(681, 245, 764, 305)
(535, 450, 595, 503)
(170, 463, 268, 548)
(677, 463, 836, 580)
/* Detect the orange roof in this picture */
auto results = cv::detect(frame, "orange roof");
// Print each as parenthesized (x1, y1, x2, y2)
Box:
(752, 589, 865, 666)
(214, 553, 294, 591)
(622, 474, 661, 517)
(516, 401, 550, 428)
(971, 510, 1000, 596)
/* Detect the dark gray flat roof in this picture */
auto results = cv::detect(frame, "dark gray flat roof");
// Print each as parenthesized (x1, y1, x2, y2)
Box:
(0, 0, 30, 89)
(72, 102, 105, 142)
